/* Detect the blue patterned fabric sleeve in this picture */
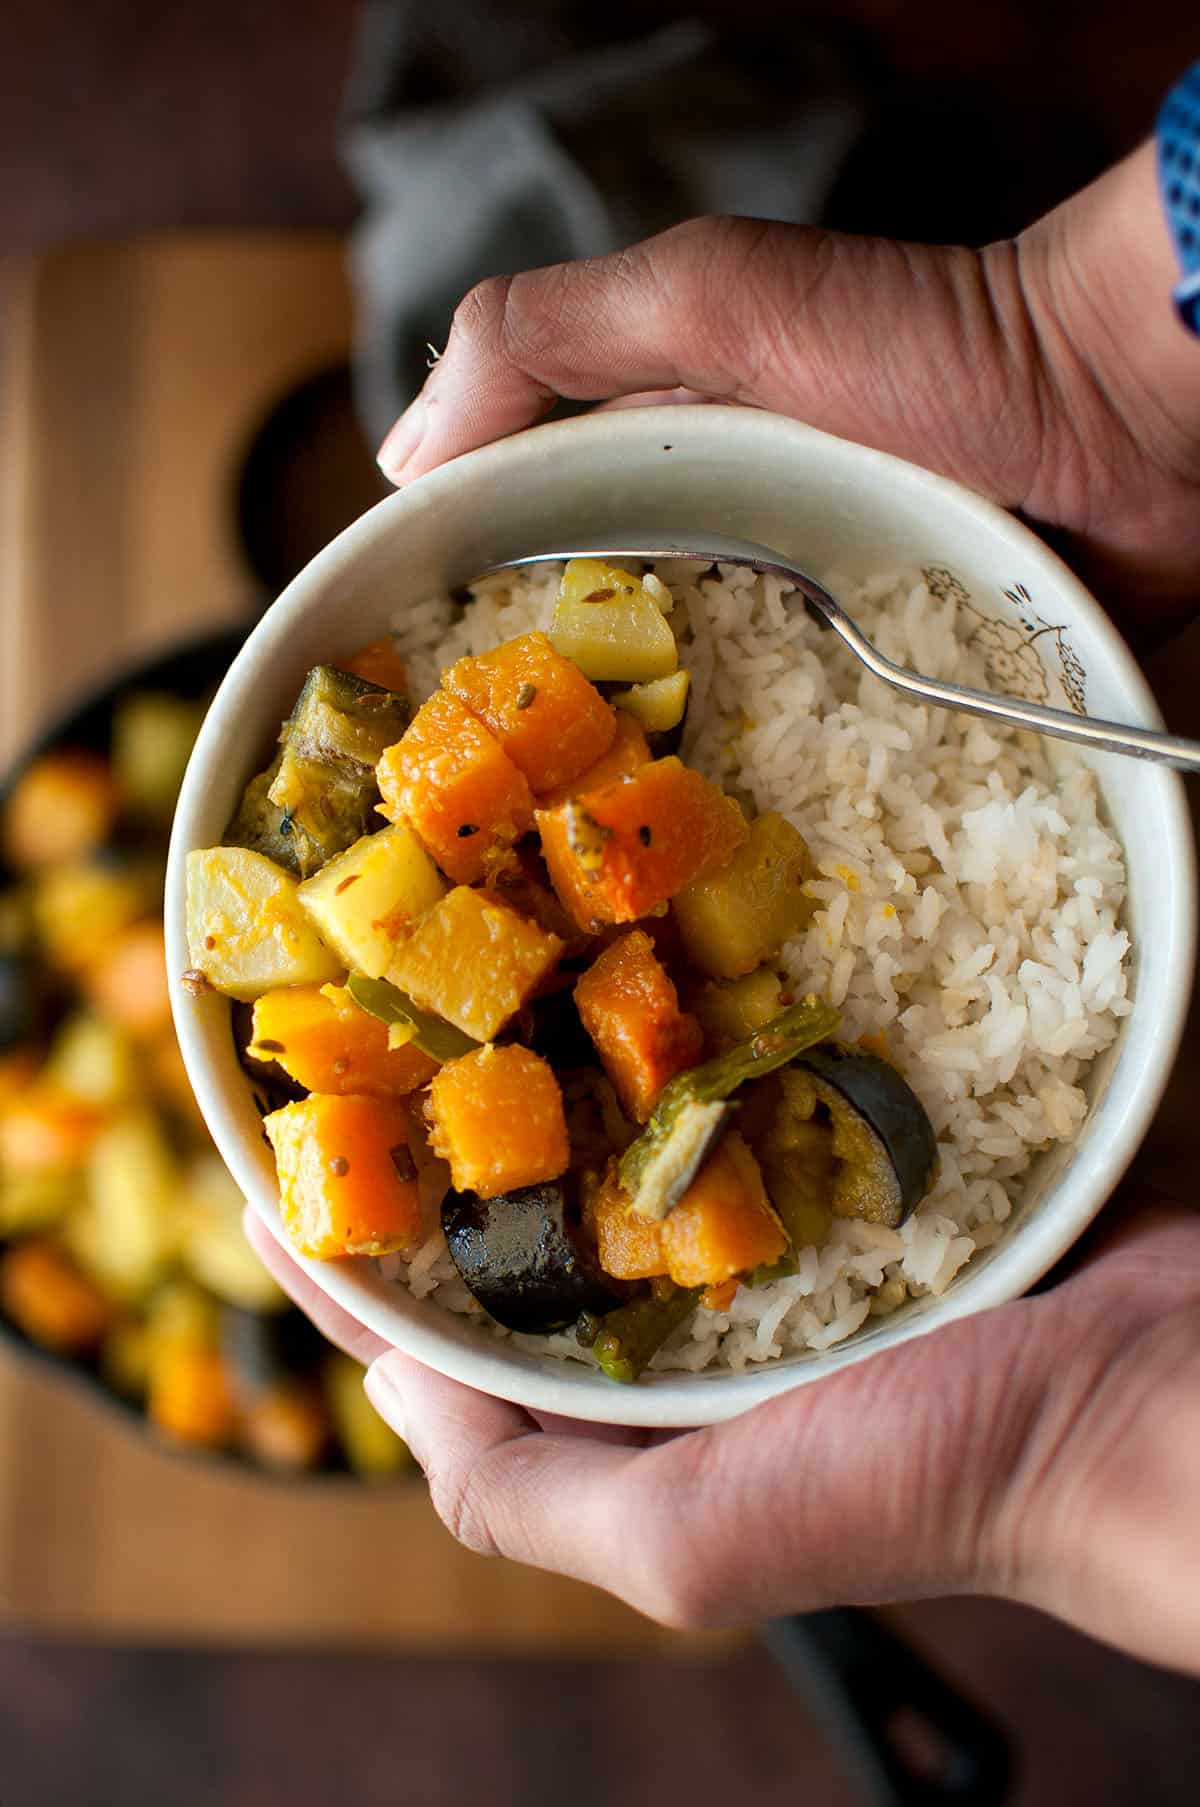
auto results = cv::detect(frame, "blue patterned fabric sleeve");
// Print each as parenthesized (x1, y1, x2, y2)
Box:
(1157, 62, 1200, 334)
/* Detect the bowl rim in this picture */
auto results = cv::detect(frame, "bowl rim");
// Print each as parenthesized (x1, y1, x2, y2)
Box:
(166, 404, 1197, 1427)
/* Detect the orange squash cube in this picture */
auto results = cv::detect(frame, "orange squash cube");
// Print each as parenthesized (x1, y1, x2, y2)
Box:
(586, 1164, 668, 1281)
(376, 691, 534, 884)
(250, 985, 439, 1098)
(0, 1088, 107, 1173)
(83, 920, 173, 1040)
(443, 632, 617, 794)
(536, 757, 747, 930)
(427, 1045, 568, 1199)
(337, 638, 409, 693)
(148, 1343, 237, 1447)
(575, 930, 702, 1121)
(0, 1239, 111, 1352)
(537, 709, 650, 809)
(661, 1132, 786, 1287)
(264, 1094, 423, 1259)
(387, 886, 562, 1042)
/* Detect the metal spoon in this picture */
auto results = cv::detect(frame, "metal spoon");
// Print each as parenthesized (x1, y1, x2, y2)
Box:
(483, 533, 1200, 773)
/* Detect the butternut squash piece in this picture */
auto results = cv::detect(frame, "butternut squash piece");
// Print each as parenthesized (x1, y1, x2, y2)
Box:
(265, 1094, 423, 1259)
(427, 1045, 568, 1199)
(376, 691, 534, 883)
(660, 1132, 786, 1286)
(537, 709, 652, 809)
(338, 638, 409, 693)
(0, 1239, 111, 1353)
(575, 930, 702, 1122)
(386, 886, 562, 1043)
(588, 1133, 785, 1287)
(249, 984, 438, 1097)
(536, 757, 747, 930)
(296, 823, 446, 979)
(0, 1086, 106, 1172)
(444, 631, 617, 794)
(83, 920, 172, 1039)
(148, 1343, 236, 1447)
(673, 812, 813, 978)
(3, 749, 119, 871)
(586, 1162, 668, 1281)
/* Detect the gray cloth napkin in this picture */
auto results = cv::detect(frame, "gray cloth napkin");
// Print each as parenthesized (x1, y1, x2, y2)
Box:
(341, 4, 870, 443)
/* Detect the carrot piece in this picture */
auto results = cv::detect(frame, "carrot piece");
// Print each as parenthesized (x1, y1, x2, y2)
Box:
(586, 1164, 668, 1281)
(575, 929, 702, 1121)
(0, 1239, 111, 1352)
(264, 1094, 423, 1259)
(536, 756, 747, 930)
(427, 1045, 568, 1199)
(338, 638, 409, 693)
(661, 1132, 786, 1287)
(148, 1343, 236, 1446)
(250, 985, 439, 1098)
(537, 709, 650, 809)
(83, 920, 172, 1039)
(444, 631, 617, 794)
(376, 691, 534, 884)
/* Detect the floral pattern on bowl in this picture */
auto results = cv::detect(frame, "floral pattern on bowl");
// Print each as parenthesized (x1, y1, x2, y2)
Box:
(922, 566, 1088, 714)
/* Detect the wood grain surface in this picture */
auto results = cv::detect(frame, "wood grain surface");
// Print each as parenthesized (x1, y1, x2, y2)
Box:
(0, 235, 727, 1651)
(1, 232, 1196, 1654)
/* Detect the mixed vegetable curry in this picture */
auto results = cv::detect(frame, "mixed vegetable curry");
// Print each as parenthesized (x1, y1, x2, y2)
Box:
(0, 681, 409, 1477)
(186, 562, 938, 1382)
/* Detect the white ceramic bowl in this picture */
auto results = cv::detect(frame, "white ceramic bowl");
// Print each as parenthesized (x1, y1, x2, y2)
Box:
(167, 405, 1196, 1427)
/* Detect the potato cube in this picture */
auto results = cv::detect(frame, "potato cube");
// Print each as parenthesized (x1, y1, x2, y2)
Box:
(376, 691, 534, 884)
(444, 631, 617, 794)
(610, 669, 690, 733)
(673, 812, 812, 978)
(427, 1045, 568, 1198)
(549, 559, 678, 682)
(185, 846, 342, 1001)
(386, 886, 562, 1043)
(297, 823, 446, 978)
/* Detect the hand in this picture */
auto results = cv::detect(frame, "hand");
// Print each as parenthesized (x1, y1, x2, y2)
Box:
(377, 140, 1200, 640)
(246, 1203, 1200, 1675)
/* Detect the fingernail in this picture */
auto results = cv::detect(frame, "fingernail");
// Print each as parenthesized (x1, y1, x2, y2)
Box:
(377, 398, 426, 479)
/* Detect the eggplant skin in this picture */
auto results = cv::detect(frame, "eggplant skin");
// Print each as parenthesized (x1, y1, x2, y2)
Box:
(792, 1044, 937, 1226)
(442, 1181, 621, 1335)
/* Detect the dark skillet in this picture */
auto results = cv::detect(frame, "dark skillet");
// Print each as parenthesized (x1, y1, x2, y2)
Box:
(0, 627, 402, 1484)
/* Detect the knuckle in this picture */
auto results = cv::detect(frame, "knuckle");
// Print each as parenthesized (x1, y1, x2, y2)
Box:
(425, 1454, 503, 1559)
(450, 273, 515, 352)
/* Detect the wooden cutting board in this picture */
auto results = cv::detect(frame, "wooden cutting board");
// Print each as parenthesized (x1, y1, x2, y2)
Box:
(0, 235, 730, 1651)
(2, 235, 1196, 1651)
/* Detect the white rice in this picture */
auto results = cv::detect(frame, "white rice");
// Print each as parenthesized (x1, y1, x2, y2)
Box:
(383, 563, 1130, 1373)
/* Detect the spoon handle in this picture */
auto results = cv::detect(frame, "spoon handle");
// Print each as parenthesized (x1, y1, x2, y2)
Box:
(483, 542, 1200, 774)
(799, 579, 1200, 774)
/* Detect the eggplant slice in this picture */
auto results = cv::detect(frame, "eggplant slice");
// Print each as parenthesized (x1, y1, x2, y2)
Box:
(442, 1180, 621, 1335)
(788, 1044, 938, 1229)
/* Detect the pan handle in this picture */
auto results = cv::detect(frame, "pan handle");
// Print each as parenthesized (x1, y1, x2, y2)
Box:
(760, 1608, 1012, 1806)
